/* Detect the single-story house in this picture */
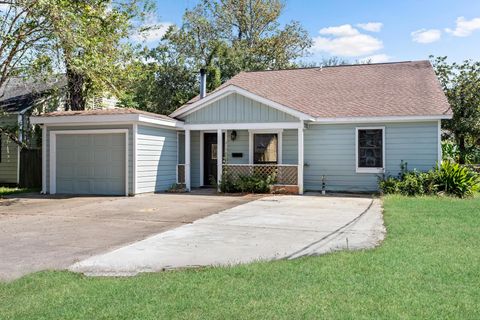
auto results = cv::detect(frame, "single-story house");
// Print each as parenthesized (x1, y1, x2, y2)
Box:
(31, 60, 452, 195)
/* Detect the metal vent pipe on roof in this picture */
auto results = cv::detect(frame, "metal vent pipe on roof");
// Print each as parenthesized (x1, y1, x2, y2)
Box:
(200, 68, 207, 99)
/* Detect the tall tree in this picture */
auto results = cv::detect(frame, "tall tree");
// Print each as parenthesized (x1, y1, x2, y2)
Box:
(0, 0, 154, 110)
(126, 0, 311, 114)
(0, 0, 53, 95)
(45, 0, 153, 110)
(431, 56, 480, 163)
(120, 45, 198, 114)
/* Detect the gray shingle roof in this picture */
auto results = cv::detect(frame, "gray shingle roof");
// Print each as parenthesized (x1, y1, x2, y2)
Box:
(0, 76, 66, 113)
(39, 108, 176, 121)
(176, 60, 452, 119)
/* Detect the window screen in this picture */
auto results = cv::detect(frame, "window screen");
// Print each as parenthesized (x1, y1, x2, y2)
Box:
(254, 134, 278, 164)
(358, 129, 383, 168)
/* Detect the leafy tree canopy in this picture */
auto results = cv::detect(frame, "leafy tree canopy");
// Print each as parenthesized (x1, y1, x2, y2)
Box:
(124, 0, 312, 114)
(0, 0, 154, 110)
(431, 56, 480, 163)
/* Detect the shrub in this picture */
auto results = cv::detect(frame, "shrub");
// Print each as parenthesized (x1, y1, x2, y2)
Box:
(166, 183, 186, 193)
(216, 172, 276, 193)
(236, 174, 276, 193)
(442, 141, 480, 164)
(212, 173, 237, 193)
(420, 171, 440, 194)
(435, 161, 480, 198)
(379, 176, 398, 195)
(442, 141, 460, 162)
(379, 161, 479, 198)
(397, 171, 425, 196)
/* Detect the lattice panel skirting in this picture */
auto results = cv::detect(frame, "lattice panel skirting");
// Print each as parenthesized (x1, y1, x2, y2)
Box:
(223, 165, 298, 185)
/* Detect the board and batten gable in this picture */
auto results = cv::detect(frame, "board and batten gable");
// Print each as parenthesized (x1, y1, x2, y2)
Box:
(304, 121, 440, 192)
(45, 125, 134, 194)
(180, 93, 300, 124)
(0, 115, 19, 183)
(136, 125, 178, 193)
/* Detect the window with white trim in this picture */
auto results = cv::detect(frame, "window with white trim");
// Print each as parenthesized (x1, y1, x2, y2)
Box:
(356, 128, 384, 173)
(253, 133, 278, 164)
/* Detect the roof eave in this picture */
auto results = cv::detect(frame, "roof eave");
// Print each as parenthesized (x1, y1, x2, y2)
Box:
(312, 114, 453, 124)
(30, 113, 184, 128)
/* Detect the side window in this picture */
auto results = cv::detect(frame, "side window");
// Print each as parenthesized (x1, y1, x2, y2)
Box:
(356, 128, 384, 173)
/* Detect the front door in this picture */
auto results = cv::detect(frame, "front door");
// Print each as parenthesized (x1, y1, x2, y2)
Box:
(204, 133, 224, 186)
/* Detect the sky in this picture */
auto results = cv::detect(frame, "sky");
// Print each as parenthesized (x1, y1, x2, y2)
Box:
(146, 0, 480, 64)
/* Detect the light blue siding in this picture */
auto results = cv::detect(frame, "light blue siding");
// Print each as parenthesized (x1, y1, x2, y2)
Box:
(304, 122, 439, 192)
(136, 125, 178, 193)
(46, 125, 134, 194)
(225, 130, 249, 164)
(282, 129, 298, 165)
(223, 129, 297, 165)
(181, 93, 299, 124)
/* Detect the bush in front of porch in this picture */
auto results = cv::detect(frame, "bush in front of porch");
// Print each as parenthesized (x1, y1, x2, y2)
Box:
(213, 172, 276, 194)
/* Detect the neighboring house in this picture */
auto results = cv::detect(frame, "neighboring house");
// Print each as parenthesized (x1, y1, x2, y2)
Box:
(0, 77, 65, 185)
(0, 76, 119, 186)
(31, 60, 452, 196)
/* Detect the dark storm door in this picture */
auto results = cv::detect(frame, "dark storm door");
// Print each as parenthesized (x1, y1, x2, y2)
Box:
(204, 133, 225, 186)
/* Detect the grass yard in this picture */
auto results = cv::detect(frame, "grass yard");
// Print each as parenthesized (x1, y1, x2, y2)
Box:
(1, 195, 479, 319)
(0, 186, 38, 197)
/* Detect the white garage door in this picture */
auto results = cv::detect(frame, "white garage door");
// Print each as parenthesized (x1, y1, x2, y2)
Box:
(55, 133, 126, 195)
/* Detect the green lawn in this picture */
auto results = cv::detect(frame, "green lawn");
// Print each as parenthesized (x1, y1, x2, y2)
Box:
(1, 195, 479, 319)
(0, 186, 38, 197)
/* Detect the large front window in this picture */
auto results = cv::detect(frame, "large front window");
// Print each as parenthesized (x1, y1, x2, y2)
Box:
(356, 128, 384, 173)
(254, 133, 278, 164)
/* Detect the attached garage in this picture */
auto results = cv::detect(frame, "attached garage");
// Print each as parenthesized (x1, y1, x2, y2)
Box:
(31, 109, 182, 196)
(53, 131, 127, 195)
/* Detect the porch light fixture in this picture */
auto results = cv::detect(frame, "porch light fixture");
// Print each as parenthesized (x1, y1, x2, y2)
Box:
(230, 130, 237, 141)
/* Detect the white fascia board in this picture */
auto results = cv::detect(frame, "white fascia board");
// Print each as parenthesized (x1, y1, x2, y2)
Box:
(30, 114, 137, 124)
(30, 113, 184, 129)
(313, 114, 452, 124)
(137, 115, 183, 128)
(171, 85, 314, 121)
(183, 122, 302, 130)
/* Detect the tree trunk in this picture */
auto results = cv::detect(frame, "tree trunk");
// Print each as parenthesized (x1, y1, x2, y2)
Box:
(458, 135, 466, 164)
(66, 64, 86, 111)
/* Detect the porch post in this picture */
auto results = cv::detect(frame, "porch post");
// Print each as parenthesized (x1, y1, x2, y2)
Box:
(217, 129, 223, 191)
(298, 121, 304, 194)
(185, 129, 191, 191)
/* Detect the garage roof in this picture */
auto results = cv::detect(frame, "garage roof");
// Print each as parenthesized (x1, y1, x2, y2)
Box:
(39, 108, 174, 120)
(31, 108, 181, 127)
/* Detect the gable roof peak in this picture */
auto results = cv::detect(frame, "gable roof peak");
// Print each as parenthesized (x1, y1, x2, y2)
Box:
(172, 60, 450, 119)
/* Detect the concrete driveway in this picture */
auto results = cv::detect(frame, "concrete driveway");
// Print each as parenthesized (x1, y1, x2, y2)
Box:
(71, 194, 385, 276)
(0, 191, 258, 281)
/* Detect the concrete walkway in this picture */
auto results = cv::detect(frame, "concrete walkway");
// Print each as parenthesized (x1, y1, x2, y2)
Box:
(71, 195, 385, 276)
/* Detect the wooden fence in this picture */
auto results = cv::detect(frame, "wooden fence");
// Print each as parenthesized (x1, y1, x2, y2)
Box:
(19, 149, 42, 188)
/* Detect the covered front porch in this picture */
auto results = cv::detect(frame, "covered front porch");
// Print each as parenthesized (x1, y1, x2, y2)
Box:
(176, 122, 305, 194)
